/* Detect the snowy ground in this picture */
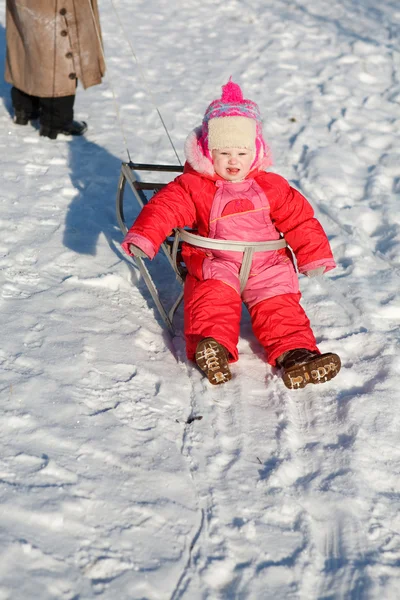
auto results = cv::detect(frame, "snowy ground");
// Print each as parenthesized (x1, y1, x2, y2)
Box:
(1, 0, 400, 598)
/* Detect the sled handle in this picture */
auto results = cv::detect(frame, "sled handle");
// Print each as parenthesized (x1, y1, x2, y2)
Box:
(176, 228, 287, 252)
(173, 229, 287, 292)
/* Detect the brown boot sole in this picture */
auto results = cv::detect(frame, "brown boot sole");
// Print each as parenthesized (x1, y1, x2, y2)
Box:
(195, 338, 232, 385)
(282, 353, 341, 390)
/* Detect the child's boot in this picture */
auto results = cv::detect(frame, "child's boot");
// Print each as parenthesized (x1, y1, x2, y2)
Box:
(277, 348, 341, 390)
(195, 337, 232, 385)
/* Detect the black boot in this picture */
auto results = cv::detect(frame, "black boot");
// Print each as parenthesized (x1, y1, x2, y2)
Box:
(39, 120, 88, 140)
(277, 348, 341, 390)
(14, 110, 40, 126)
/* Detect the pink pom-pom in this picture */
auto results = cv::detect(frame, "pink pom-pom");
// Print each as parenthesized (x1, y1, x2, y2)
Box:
(221, 77, 243, 103)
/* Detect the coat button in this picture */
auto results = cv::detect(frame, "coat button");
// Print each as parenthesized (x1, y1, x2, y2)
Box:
(69, 73, 76, 79)
(66, 52, 73, 59)
(61, 30, 68, 37)
(60, 8, 67, 15)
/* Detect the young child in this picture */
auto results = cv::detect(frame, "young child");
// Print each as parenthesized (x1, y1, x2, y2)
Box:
(121, 79, 341, 389)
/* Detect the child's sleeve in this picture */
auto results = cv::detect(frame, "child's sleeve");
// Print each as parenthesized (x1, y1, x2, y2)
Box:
(267, 174, 336, 274)
(121, 176, 197, 259)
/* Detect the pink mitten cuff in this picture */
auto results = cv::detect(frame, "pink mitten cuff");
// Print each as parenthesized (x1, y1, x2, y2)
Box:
(121, 232, 156, 259)
(298, 258, 336, 275)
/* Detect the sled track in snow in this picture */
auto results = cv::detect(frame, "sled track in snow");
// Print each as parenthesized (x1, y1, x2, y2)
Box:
(169, 337, 375, 599)
(169, 350, 347, 598)
(171, 361, 252, 598)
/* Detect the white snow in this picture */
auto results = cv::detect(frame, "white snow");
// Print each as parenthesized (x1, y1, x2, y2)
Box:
(1, 0, 400, 598)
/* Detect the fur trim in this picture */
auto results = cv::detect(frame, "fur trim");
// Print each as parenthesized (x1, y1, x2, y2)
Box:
(258, 154, 274, 170)
(184, 127, 215, 176)
(184, 127, 273, 176)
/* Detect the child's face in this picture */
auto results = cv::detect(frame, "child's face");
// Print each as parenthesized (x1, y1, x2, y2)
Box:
(212, 148, 254, 182)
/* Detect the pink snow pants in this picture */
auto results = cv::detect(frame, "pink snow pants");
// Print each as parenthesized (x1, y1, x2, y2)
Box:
(184, 276, 318, 366)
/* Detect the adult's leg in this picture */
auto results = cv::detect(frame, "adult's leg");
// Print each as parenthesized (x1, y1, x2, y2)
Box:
(184, 275, 242, 362)
(39, 93, 88, 139)
(39, 95, 75, 131)
(249, 292, 318, 366)
(11, 87, 40, 123)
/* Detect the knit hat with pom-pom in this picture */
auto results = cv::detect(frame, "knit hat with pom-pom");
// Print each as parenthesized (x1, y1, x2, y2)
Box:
(199, 78, 266, 162)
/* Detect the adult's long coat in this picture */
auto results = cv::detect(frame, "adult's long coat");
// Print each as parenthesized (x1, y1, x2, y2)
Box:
(5, 0, 106, 98)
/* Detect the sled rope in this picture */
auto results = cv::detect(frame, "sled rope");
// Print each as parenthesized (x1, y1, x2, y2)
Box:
(88, 0, 182, 165)
(86, 0, 133, 162)
(108, 0, 182, 165)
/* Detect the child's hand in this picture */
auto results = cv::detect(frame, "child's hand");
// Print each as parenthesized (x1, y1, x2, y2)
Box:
(305, 267, 325, 278)
(129, 244, 149, 259)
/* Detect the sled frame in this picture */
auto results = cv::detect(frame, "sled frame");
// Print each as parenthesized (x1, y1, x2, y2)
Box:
(116, 162, 185, 333)
(116, 162, 287, 335)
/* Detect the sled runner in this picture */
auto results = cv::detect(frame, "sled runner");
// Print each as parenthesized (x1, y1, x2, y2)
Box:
(116, 162, 287, 335)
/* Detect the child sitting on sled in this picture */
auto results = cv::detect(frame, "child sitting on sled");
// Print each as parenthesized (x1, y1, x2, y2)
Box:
(121, 79, 341, 389)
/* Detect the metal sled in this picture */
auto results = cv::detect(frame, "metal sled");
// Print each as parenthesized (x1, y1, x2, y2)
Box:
(116, 162, 287, 334)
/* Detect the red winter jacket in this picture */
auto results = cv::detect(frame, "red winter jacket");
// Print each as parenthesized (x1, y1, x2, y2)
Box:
(122, 161, 335, 285)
